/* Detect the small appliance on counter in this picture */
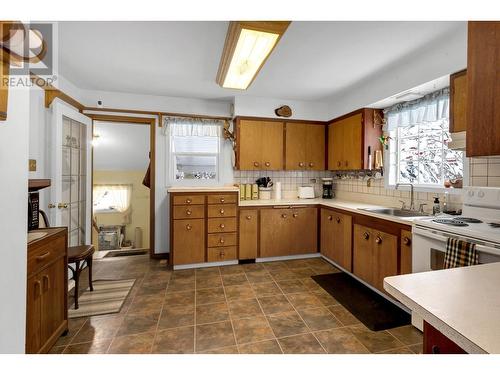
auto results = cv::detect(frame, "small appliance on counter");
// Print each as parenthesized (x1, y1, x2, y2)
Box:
(298, 186, 315, 199)
(28, 192, 40, 231)
(322, 178, 334, 199)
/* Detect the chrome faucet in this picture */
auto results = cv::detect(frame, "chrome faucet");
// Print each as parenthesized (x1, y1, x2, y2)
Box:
(395, 183, 415, 211)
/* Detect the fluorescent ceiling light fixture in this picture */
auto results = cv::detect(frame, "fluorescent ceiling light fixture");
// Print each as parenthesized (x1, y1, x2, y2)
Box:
(216, 21, 290, 90)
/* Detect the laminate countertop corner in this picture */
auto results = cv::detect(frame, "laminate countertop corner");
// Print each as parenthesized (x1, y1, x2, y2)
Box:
(384, 262, 500, 354)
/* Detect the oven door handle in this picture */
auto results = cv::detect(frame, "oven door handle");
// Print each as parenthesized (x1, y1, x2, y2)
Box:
(413, 227, 500, 256)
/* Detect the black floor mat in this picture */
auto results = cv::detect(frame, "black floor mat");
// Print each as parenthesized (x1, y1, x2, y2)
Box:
(312, 272, 410, 331)
(104, 250, 148, 258)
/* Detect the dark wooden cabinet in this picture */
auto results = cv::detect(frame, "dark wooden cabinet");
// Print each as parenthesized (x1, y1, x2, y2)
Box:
(26, 228, 68, 354)
(466, 21, 500, 156)
(320, 208, 352, 271)
(239, 209, 258, 260)
(328, 108, 382, 170)
(423, 321, 466, 354)
(260, 207, 317, 258)
(353, 223, 398, 292)
(449, 69, 467, 133)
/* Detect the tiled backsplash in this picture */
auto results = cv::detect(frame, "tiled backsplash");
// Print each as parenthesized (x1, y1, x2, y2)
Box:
(469, 156, 500, 187)
(233, 170, 332, 198)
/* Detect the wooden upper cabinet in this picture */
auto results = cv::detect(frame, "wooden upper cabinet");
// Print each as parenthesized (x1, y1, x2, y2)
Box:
(449, 70, 467, 133)
(237, 119, 284, 170)
(0, 61, 8, 121)
(328, 109, 382, 170)
(466, 21, 500, 157)
(285, 122, 325, 170)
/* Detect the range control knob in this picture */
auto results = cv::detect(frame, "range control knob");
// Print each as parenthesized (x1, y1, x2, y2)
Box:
(468, 190, 475, 197)
(478, 190, 485, 198)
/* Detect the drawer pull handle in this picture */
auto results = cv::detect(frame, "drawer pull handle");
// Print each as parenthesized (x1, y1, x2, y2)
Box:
(328, 215, 333, 221)
(186, 210, 192, 216)
(253, 161, 260, 167)
(431, 345, 440, 354)
(246, 215, 252, 220)
(220, 251, 225, 257)
(186, 224, 192, 231)
(375, 236, 382, 244)
(34, 280, 41, 298)
(363, 232, 370, 240)
(186, 198, 192, 204)
(219, 238, 225, 244)
(36, 252, 50, 261)
(220, 224, 225, 229)
(281, 214, 287, 219)
(220, 198, 225, 203)
(42, 275, 50, 292)
(336, 217, 341, 223)
(292, 213, 298, 218)
(337, 161, 341, 167)
(220, 209, 225, 215)
(403, 236, 411, 245)
(265, 162, 270, 167)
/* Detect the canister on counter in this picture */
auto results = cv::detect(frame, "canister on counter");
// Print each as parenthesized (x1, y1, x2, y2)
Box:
(245, 183, 252, 200)
(239, 184, 246, 200)
(252, 184, 259, 200)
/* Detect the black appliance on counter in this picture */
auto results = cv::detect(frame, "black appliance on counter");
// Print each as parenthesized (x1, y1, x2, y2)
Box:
(28, 192, 40, 230)
(322, 178, 334, 199)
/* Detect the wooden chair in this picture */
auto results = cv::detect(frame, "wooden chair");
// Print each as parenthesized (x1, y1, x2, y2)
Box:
(39, 210, 95, 310)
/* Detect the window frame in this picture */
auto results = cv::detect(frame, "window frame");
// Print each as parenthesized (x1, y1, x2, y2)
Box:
(168, 126, 222, 186)
(92, 184, 131, 214)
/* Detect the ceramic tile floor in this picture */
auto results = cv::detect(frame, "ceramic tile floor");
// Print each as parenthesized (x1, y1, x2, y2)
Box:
(51, 255, 423, 354)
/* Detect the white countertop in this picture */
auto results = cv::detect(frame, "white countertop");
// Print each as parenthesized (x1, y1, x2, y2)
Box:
(239, 198, 422, 225)
(384, 263, 500, 354)
(167, 186, 239, 193)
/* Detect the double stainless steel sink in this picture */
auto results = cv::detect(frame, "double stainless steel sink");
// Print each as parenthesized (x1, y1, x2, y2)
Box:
(359, 207, 430, 218)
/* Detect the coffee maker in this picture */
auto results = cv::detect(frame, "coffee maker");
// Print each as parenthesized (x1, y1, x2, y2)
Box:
(322, 178, 334, 199)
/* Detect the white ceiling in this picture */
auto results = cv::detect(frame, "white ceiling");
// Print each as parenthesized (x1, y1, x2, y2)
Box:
(93, 121, 150, 171)
(58, 21, 465, 102)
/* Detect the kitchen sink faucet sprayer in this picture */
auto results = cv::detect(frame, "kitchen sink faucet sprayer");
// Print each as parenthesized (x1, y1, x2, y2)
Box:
(395, 183, 414, 211)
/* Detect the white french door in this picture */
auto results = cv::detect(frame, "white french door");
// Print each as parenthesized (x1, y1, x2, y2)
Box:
(48, 100, 91, 246)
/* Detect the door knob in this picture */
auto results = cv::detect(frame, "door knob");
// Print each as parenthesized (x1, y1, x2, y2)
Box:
(220, 224, 225, 229)
(328, 215, 333, 221)
(48, 203, 56, 209)
(220, 198, 225, 203)
(186, 210, 192, 215)
(253, 161, 260, 167)
(309, 162, 314, 168)
(403, 236, 411, 245)
(299, 162, 305, 168)
(246, 215, 252, 220)
(220, 209, 225, 215)
(281, 214, 287, 219)
(186, 198, 192, 204)
(375, 236, 382, 244)
(265, 162, 270, 167)
(219, 238, 225, 244)
(58, 203, 68, 209)
(186, 224, 192, 231)
(292, 213, 298, 218)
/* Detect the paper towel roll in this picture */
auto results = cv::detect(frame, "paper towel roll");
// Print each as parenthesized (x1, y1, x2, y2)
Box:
(274, 181, 282, 200)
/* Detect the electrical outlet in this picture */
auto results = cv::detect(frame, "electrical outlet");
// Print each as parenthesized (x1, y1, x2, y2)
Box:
(29, 159, 37, 172)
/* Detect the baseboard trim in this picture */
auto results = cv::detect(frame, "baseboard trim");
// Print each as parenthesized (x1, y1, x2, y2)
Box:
(256, 253, 321, 263)
(173, 259, 238, 270)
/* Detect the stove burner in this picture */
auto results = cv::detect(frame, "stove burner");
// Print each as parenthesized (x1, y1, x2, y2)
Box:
(455, 217, 483, 223)
(489, 222, 500, 228)
(432, 218, 469, 227)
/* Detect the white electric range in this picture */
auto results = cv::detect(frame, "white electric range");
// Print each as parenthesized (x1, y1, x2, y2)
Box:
(410, 186, 500, 330)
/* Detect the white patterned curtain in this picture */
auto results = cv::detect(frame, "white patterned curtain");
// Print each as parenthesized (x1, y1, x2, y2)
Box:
(383, 88, 450, 131)
(162, 116, 223, 137)
(93, 184, 131, 213)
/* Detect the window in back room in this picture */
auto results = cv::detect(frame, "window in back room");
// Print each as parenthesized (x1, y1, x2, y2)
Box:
(384, 87, 464, 190)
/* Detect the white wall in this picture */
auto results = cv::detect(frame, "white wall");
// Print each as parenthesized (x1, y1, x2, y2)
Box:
(324, 23, 467, 119)
(233, 96, 330, 121)
(0, 85, 30, 353)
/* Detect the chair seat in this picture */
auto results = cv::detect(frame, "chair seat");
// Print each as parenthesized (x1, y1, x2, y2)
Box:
(68, 245, 95, 263)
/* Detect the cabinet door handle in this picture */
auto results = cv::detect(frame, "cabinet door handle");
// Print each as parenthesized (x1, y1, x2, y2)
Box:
(253, 161, 260, 167)
(186, 210, 192, 216)
(220, 209, 225, 215)
(375, 236, 382, 244)
(336, 217, 341, 223)
(292, 213, 298, 218)
(328, 215, 333, 221)
(219, 223, 225, 229)
(186, 224, 192, 231)
(34, 280, 41, 298)
(265, 162, 271, 167)
(220, 198, 225, 203)
(309, 162, 314, 168)
(281, 214, 287, 219)
(42, 275, 50, 292)
(431, 345, 440, 354)
(345, 161, 349, 167)
(337, 161, 341, 167)
(363, 232, 370, 240)
(36, 252, 50, 262)
(298, 162, 305, 168)
(403, 236, 411, 245)
(186, 198, 192, 204)
(246, 215, 252, 220)
(219, 238, 225, 244)
(220, 251, 225, 258)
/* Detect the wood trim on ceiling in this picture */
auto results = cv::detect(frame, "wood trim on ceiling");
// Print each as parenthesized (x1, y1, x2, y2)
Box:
(233, 115, 326, 125)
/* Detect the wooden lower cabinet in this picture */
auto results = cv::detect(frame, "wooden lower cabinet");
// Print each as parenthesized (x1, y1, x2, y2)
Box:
(400, 229, 412, 275)
(208, 246, 237, 262)
(260, 207, 317, 258)
(239, 209, 258, 259)
(353, 224, 397, 291)
(26, 228, 68, 354)
(423, 321, 466, 354)
(320, 208, 352, 271)
(172, 219, 205, 265)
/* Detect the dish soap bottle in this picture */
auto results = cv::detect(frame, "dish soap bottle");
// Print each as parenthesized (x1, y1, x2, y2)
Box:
(433, 197, 441, 215)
